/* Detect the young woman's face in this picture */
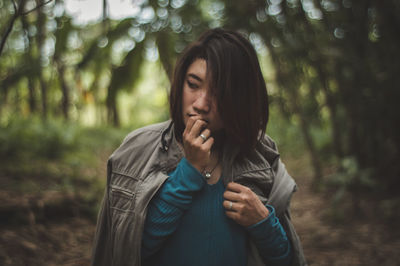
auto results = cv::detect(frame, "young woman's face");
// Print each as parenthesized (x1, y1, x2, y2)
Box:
(182, 58, 224, 133)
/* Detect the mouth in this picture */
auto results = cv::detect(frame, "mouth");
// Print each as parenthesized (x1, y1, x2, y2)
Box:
(187, 114, 209, 124)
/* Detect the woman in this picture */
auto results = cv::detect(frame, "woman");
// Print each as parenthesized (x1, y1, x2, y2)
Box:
(91, 28, 306, 266)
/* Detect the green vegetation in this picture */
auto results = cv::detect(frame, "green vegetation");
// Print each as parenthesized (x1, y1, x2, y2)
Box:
(0, 117, 128, 221)
(1, 0, 399, 219)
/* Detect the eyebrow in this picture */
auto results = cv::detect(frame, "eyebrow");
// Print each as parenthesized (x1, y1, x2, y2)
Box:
(187, 73, 203, 82)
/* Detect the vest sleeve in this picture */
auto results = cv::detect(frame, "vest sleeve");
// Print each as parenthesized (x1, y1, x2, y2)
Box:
(267, 159, 307, 266)
(279, 209, 308, 266)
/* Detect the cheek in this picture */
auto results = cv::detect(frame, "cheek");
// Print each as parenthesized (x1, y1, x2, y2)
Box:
(182, 94, 190, 109)
(182, 88, 197, 112)
(182, 88, 189, 106)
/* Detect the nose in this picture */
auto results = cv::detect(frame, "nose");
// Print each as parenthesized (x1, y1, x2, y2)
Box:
(193, 90, 211, 114)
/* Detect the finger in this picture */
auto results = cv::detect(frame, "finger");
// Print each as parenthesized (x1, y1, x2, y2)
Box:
(199, 128, 211, 142)
(223, 190, 242, 202)
(192, 134, 211, 148)
(188, 119, 207, 139)
(223, 200, 236, 212)
(183, 117, 197, 136)
(225, 210, 240, 221)
(226, 182, 248, 193)
(201, 136, 214, 151)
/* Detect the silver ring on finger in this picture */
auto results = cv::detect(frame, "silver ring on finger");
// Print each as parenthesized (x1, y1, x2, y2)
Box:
(228, 201, 233, 210)
(200, 133, 207, 142)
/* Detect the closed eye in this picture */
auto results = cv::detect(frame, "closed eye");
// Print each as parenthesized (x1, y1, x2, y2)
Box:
(187, 80, 199, 89)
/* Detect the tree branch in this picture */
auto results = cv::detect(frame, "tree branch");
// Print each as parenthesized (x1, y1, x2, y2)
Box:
(21, 0, 54, 16)
(11, 0, 18, 12)
(0, 0, 54, 58)
(0, 8, 19, 58)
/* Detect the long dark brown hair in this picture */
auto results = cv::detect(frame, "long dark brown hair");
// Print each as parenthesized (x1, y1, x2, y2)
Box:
(169, 28, 269, 154)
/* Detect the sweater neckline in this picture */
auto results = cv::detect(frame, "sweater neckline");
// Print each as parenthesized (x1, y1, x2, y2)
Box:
(205, 176, 223, 188)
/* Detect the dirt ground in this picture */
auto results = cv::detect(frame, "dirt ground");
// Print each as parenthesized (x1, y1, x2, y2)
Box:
(291, 171, 400, 265)
(1, 158, 399, 265)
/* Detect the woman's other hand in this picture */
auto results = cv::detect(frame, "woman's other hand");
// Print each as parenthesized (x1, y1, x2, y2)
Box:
(223, 182, 270, 227)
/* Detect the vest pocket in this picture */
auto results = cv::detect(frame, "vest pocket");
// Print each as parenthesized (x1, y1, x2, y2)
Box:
(109, 171, 137, 213)
(110, 185, 135, 213)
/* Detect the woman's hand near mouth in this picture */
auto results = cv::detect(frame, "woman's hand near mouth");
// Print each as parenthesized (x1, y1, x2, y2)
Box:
(182, 116, 214, 173)
(188, 113, 209, 124)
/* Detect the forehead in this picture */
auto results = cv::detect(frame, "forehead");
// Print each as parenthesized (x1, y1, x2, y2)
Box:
(186, 58, 207, 81)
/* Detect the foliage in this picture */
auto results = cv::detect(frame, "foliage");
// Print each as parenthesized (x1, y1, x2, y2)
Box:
(0, 115, 126, 160)
(220, 0, 400, 201)
(1, 0, 399, 210)
(0, 116, 77, 160)
(0, 116, 128, 219)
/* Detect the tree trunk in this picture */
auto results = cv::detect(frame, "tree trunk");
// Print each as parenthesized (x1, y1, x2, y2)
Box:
(21, 11, 37, 114)
(106, 87, 119, 127)
(156, 30, 175, 82)
(39, 78, 47, 118)
(298, 3, 343, 158)
(314, 62, 343, 158)
(264, 39, 323, 182)
(36, 0, 47, 119)
(27, 78, 37, 113)
(295, 102, 323, 183)
(56, 63, 70, 120)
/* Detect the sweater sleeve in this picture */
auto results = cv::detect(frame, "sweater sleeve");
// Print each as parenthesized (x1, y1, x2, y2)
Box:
(246, 205, 292, 266)
(141, 157, 206, 259)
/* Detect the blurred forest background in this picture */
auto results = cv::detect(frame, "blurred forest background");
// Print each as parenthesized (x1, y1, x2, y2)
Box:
(1, 0, 399, 265)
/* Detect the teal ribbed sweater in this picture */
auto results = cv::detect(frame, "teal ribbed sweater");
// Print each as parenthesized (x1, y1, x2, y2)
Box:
(142, 158, 291, 266)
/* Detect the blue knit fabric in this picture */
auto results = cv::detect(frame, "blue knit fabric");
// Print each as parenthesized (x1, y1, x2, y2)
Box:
(142, 157, 291, 266)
